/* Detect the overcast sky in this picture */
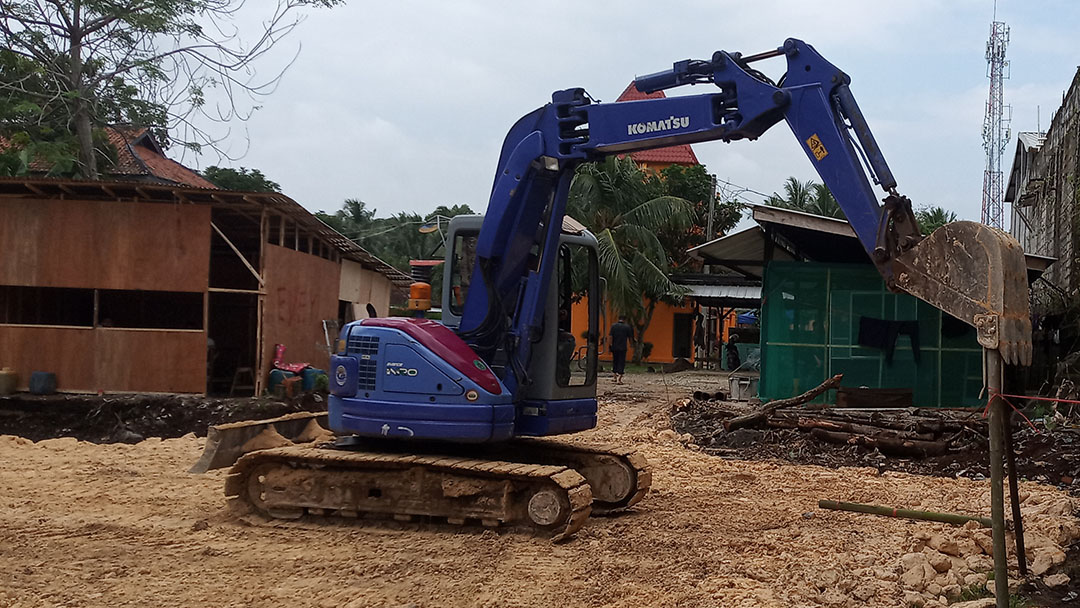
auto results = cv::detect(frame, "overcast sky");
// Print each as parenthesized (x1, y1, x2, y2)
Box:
(192, 0, 1080, 230)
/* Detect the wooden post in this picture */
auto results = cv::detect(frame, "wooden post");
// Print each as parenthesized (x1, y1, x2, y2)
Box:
(255, 207, 268, 396)
(1005, 410, 1028, 576)
(203, 287, 210, 395)
(255, 293, 265, 396)
(259, 207, 267, 270)
(986, 349, 1009, 608)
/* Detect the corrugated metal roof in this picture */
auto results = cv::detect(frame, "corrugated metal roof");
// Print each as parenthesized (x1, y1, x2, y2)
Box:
(1017, 131, 1046, 150)
(688, 225, 796, 266)
(678, 283, 762, 301)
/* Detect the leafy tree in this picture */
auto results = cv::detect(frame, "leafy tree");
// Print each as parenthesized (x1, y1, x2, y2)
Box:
(317, 198, 376, 236)
(765, 177, 844, 219)
(765, 178, 957, 235)
(653, 164, 743, 270)
(316, 200, 476, 303)
(0, 0, 342, 178)
(0, 48, 101, 175)
(915, 205, 957, 235)
(202, 166, 280, 192)
(568, 156, 695, 363)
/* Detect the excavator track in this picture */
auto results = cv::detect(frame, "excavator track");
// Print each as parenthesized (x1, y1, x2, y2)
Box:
(482, 439, 651, 515)
(224, 445, 593, 541)
(327, 436, 653, 515)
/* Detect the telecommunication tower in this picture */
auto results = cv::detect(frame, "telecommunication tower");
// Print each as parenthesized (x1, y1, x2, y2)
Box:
(981, 14, 1010, 229)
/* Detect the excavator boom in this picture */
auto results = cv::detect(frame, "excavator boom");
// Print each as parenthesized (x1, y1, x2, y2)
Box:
(623, 38, 1032, 364)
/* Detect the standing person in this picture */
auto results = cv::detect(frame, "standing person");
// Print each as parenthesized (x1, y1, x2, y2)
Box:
(609, 316, 633, 384)
(726, 332, 741, 371)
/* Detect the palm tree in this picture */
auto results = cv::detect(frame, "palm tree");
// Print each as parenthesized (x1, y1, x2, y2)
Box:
(915, 206, 957, 235)
(567, 156, 695, 363)
(765, 177, 814, 211)
(765, 177, 844, 219)
(807, 183, 844, 218)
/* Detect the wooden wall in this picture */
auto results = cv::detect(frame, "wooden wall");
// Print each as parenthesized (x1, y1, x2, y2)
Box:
(339, 259, 395, 318)
(0, 326, 205, 392)
(0, 198, 210, 393)
(0, 199, 210, 290)
(262, 244, 340, 379)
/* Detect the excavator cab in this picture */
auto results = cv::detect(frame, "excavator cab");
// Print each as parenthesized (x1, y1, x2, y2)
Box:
(442, 214, 602, 436)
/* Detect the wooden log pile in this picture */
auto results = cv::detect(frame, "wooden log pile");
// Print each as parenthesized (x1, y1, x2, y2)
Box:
(681, 374, 990, 458)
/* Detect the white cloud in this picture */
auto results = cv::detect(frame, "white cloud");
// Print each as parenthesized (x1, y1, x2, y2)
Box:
(185, 0, 1080, 232)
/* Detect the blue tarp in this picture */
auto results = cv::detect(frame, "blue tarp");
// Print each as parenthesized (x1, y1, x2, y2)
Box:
(736, 312, 758, 325)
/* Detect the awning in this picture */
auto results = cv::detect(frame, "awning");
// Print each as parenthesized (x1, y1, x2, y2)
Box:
(687, 225, 794, 278)
(675, 282, 762, 308)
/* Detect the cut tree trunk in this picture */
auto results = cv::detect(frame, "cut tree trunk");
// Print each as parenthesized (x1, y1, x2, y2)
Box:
(724, 374, 843, 431)
(809, 428, 948, 457)
(785, 417, 937, 442)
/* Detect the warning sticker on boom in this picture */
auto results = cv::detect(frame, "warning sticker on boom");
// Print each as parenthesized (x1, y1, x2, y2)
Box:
(806, 134, 828, 161)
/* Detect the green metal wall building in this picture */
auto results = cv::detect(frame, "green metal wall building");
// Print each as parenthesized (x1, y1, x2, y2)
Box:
(760, 261, 984, 407)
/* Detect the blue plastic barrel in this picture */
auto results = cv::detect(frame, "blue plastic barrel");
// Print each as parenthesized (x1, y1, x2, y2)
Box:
(29, 371, 57, 395)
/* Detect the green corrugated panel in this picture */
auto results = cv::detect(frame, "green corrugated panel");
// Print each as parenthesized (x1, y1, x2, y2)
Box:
(760, 262, 982, 407)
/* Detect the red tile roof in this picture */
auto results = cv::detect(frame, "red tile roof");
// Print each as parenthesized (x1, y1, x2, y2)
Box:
(615, 82, 699, 166)
(0, 127, 217, 189)
(107, 127, 219, 189)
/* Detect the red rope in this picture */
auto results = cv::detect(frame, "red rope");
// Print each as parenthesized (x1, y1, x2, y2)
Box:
(985, 392, 1040, 432)
(992, 392, 1080, 406)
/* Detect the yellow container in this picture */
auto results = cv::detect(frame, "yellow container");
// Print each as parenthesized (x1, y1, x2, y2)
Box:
(0, 368, 16, 395)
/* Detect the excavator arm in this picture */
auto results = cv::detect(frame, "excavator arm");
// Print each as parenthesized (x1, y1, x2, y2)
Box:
(460, 38, 1031, 382)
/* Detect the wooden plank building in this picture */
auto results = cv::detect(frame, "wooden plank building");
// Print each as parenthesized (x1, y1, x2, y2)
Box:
(0, 178, 410, 395)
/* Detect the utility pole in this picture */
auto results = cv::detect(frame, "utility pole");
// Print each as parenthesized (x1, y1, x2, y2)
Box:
(706, 173, 717, 243)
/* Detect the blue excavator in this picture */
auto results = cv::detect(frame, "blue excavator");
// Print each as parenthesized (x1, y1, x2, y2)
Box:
(196, 39, 1031, 540)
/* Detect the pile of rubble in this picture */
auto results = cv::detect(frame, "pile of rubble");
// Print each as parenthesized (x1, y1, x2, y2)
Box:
(892, 491, 1078, 607)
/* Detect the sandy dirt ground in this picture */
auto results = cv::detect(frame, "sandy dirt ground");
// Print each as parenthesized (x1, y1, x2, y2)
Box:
(1, 372, 1076, 608)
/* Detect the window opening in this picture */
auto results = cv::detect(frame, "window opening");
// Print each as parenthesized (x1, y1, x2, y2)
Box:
(97, 290, 203, 330)
(0, 286, 93, 326)
(555, 243, 598, 387)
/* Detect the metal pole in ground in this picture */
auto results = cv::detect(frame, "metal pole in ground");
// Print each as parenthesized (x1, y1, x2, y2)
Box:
(986, 348, 1009, 608)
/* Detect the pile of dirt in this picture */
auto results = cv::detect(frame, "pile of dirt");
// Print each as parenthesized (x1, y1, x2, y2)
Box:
(0, 392, 327, 444)
(0, 371, 1077, 607)
(1, 427, 1075, 608)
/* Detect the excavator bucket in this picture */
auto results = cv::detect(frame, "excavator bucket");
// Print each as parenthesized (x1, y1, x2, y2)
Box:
(189, 411, 332, 473)
(892, 221, 1031, 366)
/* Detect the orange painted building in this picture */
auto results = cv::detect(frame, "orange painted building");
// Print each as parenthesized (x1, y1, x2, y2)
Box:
(561, 84, 737, 365)
(569, 297, 736, 364)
